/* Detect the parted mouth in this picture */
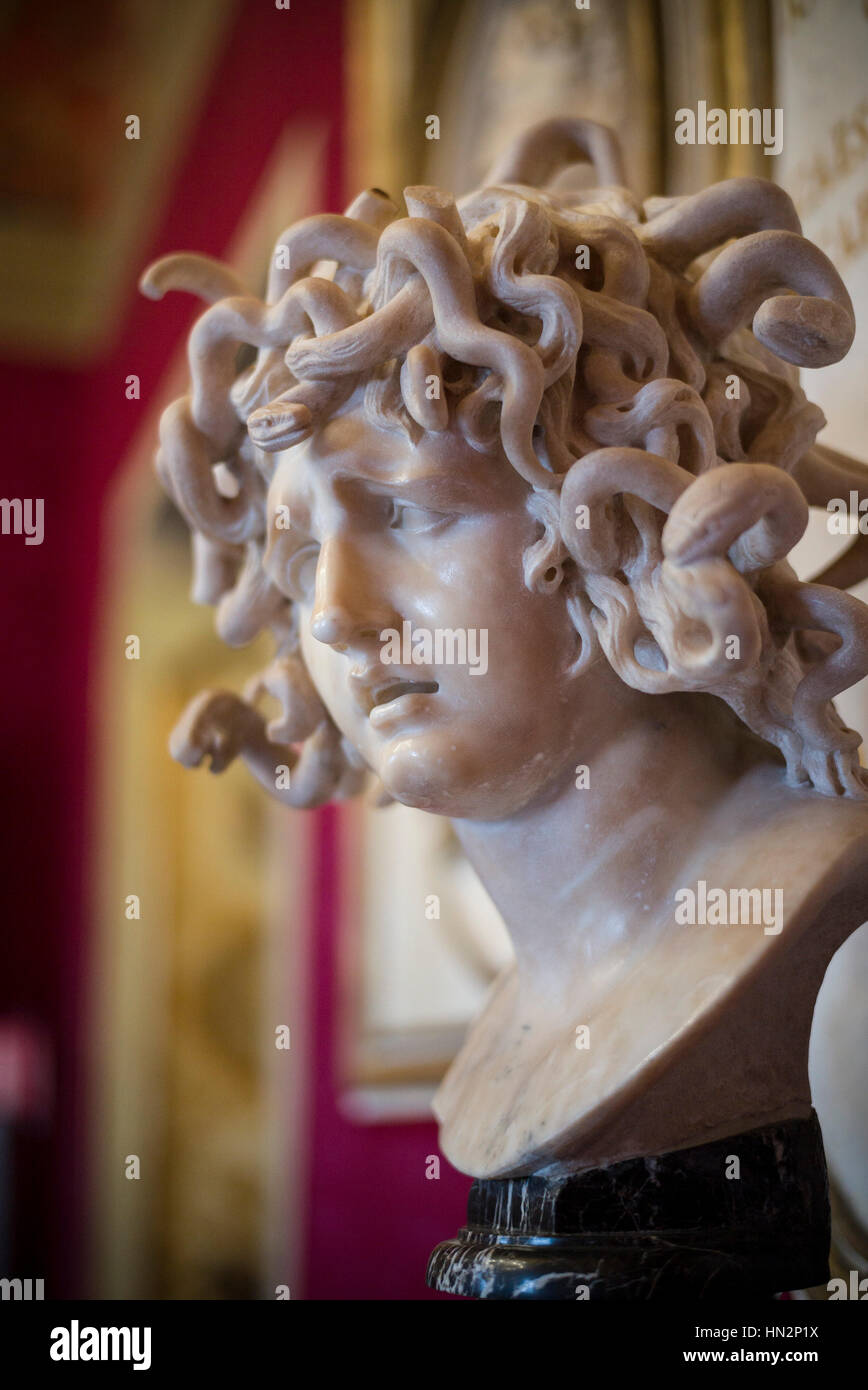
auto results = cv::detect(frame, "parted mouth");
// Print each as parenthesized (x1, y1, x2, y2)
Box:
(348, 665, 440, 721)
(371, 679, 439, 709)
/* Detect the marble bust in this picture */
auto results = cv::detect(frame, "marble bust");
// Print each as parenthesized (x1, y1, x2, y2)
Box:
(142, 117, 868, 1188)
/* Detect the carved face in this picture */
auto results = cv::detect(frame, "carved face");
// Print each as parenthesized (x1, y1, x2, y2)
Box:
(264, 392, 585, 819)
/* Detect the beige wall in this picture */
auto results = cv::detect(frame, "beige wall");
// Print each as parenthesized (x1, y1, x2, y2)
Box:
(775, 0, 868, 1239)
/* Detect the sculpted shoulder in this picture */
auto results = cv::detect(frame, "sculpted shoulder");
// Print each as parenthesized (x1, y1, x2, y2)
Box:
(691, 761, 868, 922)
(435, 762, 868, 1179)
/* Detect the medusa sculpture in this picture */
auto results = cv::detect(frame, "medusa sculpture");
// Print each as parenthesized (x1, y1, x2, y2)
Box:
(144, 117, 868, 805)
(143, 118, 868, 1179)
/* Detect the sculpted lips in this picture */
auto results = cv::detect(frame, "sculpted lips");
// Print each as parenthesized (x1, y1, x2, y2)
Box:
(371, 678, 439, 709)
(347, 667, 440, 731)
(369, 679, 439, 730)
(348, 665, 440, 729)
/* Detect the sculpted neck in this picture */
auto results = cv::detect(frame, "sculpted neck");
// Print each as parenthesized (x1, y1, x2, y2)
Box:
(451, 670, 766, 1009)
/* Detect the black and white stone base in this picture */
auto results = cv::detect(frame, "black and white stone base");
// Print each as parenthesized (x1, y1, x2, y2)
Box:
(427, 1112, 830, 1299)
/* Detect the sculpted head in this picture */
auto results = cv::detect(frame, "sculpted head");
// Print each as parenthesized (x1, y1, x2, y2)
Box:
(143, 117, 868, 819)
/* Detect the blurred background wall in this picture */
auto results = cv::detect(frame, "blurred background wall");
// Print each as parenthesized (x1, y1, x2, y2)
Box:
(0, 0, 866, 1300)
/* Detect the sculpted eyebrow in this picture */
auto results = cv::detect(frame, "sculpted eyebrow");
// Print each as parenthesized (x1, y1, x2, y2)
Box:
(331, 468, 488, 510)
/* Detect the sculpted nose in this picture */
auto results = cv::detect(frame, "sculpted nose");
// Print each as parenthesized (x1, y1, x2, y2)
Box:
(310, 535, 382, 649)
(310, 605, 354, 647)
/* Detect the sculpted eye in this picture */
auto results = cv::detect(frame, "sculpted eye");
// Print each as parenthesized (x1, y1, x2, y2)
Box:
(388, 501, 450, 534)
(285, 542, 320, 602)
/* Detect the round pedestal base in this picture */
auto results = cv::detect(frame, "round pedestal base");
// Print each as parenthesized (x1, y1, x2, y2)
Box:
(427, 1113, 830, 1300)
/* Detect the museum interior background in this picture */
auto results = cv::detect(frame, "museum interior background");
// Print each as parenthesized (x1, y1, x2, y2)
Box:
(0, 0, 866, 1299)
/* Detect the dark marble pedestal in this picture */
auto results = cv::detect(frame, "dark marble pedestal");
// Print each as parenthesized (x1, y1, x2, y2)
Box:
(427, 1112, 830, 1299)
